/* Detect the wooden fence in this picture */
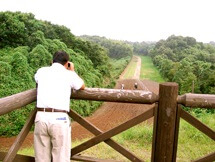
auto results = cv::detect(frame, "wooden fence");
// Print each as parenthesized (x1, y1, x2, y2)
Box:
(0, 82, 214, 162)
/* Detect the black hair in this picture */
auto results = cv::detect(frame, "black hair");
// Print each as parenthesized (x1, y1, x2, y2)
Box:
(53, 51, 69, 65)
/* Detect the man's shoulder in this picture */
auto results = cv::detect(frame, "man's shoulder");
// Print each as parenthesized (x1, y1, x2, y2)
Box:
(35, 66, 50, 76)
(37, 66, 50, 72)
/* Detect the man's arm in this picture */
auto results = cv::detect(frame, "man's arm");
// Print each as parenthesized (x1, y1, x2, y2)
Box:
(67, 61, 85, 90)
(80, 84, 85, 90)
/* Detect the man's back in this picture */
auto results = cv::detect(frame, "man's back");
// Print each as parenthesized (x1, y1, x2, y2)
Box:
(35, 63, 84, 112)
(34, 51, 85, 162)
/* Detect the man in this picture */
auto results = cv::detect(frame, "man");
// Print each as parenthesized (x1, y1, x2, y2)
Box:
(34, 51, 85, 162)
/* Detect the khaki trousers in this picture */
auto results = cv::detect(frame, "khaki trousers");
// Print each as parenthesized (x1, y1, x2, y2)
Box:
(34, 112, 71, 162)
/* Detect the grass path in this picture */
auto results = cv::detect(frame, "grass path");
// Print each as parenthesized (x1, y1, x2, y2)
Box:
(120, 55, 140, 79)
(140, 56, 165, 82)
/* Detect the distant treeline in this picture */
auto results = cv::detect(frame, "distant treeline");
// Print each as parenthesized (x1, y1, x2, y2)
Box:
(127, 41, 155, 56)
(80, 35, 133, 59)
(150, 35, 215, 95)
(80, 35, 155, 57)
(0, 11, 131, 136)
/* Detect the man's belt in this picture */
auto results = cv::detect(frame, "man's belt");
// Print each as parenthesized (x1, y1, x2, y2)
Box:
(37, 108, 68, 113)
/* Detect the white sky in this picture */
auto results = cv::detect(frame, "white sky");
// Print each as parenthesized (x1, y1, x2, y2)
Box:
(0, 0, 215, 43)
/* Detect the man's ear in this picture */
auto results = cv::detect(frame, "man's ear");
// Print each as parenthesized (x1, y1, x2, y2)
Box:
(64, 61, 69, 69)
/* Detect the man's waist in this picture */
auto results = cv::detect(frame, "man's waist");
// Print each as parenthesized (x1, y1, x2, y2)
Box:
(37, 107, 68, 113)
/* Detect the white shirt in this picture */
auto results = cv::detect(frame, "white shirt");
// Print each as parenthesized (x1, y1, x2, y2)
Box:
(35, 63, 84, 112)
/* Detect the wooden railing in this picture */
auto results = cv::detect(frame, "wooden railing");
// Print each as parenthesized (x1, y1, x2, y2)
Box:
(0, 82, 214, 162)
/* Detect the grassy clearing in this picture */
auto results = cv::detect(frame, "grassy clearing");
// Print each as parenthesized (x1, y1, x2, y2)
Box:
(177, 112, 215, 161)
(140, 56, 165, 82)
(18, 147, 34, 157)
(71, 122, 153, 162)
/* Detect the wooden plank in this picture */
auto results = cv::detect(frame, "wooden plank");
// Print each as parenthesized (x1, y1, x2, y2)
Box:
(0, 152, 35, 162)
(69, 109, 103, 135)
(151, 104, 158, 162)
(3, 109, 37, 162)
(153, 82, 179, 162)
(71, 88, 158, 104)
(172, 105, 182, 162)
(178, 93, 215, 108)
(71, 108, 154, 156)
(0, 88, 157, 116)
(72, 154, 120, 162)
(0, 89, 37, 116)
(69, 110, 143, 161)
(193, 151, 215, 162)
(180, 109, 215, 140)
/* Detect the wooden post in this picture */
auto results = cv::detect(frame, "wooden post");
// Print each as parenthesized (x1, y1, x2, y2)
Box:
(152, 82, 178, 162)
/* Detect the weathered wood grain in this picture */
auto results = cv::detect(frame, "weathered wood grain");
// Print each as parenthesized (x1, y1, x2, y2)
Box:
(71, 88, 158, 104)
(193, 151, 215, 162)
(151, 104, 158, 162)
(178, 93, 215, 108)
(153, 82, 179, 162)
(71, 154, 120, 162)
(172, 105, 182, 162)
(0, 89, 37, 116)
(0, 88, 158, 116)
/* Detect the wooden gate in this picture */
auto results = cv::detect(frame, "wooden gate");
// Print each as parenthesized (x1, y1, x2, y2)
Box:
(0, 82, 214, 161)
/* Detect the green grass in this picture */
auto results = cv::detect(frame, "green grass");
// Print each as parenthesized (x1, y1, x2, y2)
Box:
(18, 147, 34, 157)
(123, 56, 138, 79)
(71, 122, 152, 162)
(140, 56, 165, 82)
(109, 57, 130, 80)
(177, 112, 215, 161)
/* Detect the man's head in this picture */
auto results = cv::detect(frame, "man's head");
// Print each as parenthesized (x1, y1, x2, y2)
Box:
(53, 51, 69, 65)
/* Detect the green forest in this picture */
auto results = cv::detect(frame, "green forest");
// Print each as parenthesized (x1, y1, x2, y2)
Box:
(80, 35, 133, 59)
(80, 35, 154, 57)
(149, 35, 215, 95)
(0, 11, 131, 136)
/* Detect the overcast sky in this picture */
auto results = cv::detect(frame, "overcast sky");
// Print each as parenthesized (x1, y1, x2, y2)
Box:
(0, 0, 215, 43)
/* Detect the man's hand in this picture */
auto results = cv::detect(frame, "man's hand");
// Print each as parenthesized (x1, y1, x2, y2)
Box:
(67, 62, 74, 71)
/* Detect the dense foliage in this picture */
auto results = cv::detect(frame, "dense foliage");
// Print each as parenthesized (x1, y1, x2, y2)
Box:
(126, 41, 155, 55)
(0, 11, 130, 136)
(150, 35, 215, 94)
(80, 35, 133, 59)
